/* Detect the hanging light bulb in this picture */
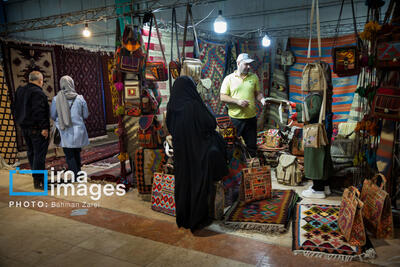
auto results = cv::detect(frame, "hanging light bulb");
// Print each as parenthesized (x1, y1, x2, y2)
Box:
(82, 23, 91, 38)
(213, 10, 227, 34)
(262, 33, 271, 47)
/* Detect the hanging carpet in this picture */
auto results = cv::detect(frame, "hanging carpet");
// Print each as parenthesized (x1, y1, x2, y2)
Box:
(55, 47, 106, 138)
(0, 62, 18, 165)
(2, 42, 59, 151)
(292, 204, 376, 262)
(224, 189, 299, 234)
(101, 55, 118, 124)
(199, 39, 227, 114)
(289, 34, 358, 127)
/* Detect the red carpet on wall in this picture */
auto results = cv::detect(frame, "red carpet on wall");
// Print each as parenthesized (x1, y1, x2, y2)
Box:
(55, 47, 106, 138)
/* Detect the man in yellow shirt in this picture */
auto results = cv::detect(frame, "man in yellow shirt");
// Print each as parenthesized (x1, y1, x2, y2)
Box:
(220, 53, 266, 156)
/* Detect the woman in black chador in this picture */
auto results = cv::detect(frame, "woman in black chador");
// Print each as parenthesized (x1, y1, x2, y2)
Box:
(166, 76, 228, 232)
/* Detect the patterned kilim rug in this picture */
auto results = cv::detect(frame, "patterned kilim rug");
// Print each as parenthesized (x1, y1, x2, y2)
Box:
(199, 39, 227, 114)
(224, 189, 299, 234)
(2, 42, 59, 151)
(55, 47, 106, 138)
(289, 34, 358, 129)
(101, 55, 118, 124)
(292, 204, 376, 262)
(20, 142, 119, 171)
(0, 63, 18, 165)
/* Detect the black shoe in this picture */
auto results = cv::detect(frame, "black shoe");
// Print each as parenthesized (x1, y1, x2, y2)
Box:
(33, 179, 41, 189)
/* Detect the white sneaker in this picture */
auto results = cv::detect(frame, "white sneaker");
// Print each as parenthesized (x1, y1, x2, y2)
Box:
(324, 186, 331, 196)
(302, 188, 326, 199)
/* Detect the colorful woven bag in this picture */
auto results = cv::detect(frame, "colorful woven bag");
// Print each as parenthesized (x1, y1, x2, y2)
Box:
(360, 173, 394, 239)
(338, 186, 366, 246)
(151, 172, 175, 216)
(240, 159, 271, 203)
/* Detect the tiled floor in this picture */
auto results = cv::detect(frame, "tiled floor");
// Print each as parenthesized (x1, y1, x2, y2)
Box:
(0, 170, 399, 267)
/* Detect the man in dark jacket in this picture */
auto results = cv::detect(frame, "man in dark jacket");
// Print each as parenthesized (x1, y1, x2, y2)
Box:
(14, 71, 50, 189)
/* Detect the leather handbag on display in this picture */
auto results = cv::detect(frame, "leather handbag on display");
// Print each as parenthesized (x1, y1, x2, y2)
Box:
(360, 174, 394, 239)
(332, 0, 360, 77)
(338, 186, 366, 246)
(151, 172, 176, 216)
(143, 13, 168, 82)
(240, 158, 271, 203)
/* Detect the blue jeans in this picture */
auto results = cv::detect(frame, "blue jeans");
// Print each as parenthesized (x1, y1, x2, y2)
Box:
(63, 147, 82, 177)
(230, 117, 257, 157)
(22, 128, 49, 183)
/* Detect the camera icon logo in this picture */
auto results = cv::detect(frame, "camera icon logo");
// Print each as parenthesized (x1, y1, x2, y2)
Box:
(9, 168, 48, 196)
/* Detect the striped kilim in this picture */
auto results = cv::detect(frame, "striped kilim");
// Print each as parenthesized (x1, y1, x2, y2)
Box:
(289, 34, 358, 126)
(199, 39, 227, 114)
(0, 63, 18, 165)
(142, 26, 194, 116)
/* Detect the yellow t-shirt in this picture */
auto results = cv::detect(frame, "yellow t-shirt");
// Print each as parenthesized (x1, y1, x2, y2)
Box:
(220, 71, 260, 119)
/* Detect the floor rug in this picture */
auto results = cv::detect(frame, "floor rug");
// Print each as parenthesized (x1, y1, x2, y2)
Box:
(20, 142, 119, 171)
(225, 189, 298, 234)
(292, 204, 376, 262)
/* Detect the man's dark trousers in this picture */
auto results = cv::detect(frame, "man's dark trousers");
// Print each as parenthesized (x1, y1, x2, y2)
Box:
(230, 116, 257, 157)
(22, 128, 49, 186)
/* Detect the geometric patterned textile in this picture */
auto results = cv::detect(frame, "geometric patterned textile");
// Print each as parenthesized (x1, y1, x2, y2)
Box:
(2, 42, 59, 151)
(199, 39, 227, 114)
(289, 35, 358, 126)
(0, 62, 18, 164)
(55, 47, 106, 138)
(225, 189, 298, 234)
(293, 204, 376, 262)
(151, 172, 176, 217)
(101, 55, 118, 124)
(134, 148, 166, 195)
(376, 119, 395, 182)
(142, 26, 194, 117)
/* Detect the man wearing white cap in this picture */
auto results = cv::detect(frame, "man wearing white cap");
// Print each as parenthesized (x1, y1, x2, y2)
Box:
(220, 53, 266, 156)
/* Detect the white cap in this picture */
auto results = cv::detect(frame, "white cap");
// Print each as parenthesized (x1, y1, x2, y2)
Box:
(237, 53, 254, 64)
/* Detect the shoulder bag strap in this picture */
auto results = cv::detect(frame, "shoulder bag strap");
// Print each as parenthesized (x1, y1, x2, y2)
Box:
(188, 5, 200, 57)
(152, 13, 167, 64)
(181, 4, 190, 60)
(144, 13, 153, 70)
